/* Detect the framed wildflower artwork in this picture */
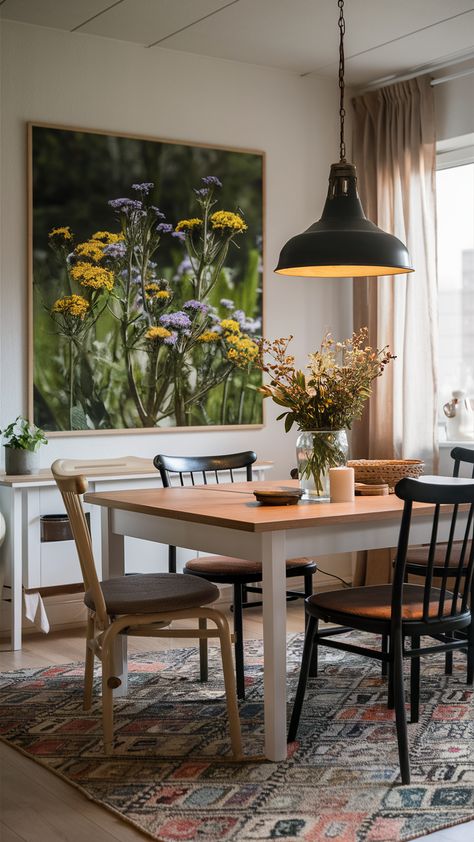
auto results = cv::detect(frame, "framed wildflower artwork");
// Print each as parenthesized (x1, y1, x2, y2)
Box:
(28, 123, 264, 433)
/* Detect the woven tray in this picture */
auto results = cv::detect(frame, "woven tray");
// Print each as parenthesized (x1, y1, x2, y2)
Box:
(347, 459, 424, 492)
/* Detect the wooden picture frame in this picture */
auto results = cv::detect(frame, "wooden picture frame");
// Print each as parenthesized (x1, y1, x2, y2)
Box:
(28, 122, 264, 435)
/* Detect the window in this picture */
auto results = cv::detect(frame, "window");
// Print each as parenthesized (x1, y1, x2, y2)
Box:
(436, 155, 474, 417)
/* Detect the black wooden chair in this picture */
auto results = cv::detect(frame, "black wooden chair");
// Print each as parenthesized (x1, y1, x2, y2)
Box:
(382, 446, 474, 681)
(154, 451, 317, 700)
(288, 475, 474, 785)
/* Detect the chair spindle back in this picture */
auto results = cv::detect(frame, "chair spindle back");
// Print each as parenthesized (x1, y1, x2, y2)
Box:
(154, 452, 256, 489)
(51, 459, 108, 626)
(393, 476, 474, 625)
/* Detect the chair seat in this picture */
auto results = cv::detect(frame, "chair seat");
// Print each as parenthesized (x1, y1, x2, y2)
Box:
(84, 573, 219, 615)
(308, 583, 459, 622)
(184, 555, 316, 579)
(407, 541, 472, 568)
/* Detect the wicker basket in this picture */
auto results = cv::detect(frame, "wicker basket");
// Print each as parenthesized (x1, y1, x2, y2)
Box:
(347, 459, 424, 492)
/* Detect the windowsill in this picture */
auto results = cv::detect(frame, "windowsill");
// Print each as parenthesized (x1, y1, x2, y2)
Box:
(439, 440, 474, 447)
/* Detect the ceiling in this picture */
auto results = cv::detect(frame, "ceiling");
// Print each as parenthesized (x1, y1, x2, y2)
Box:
(1, 0, 474, 87)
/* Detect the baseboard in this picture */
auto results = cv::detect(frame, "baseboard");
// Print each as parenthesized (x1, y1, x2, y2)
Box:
(0, 554, 353, 638)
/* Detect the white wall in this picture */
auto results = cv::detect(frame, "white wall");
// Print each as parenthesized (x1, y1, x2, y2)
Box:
(0, 21, 351, 480)
(435, 70, 474, 142)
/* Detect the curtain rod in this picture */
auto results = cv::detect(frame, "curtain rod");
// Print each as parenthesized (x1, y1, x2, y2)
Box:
(357, 52, 474, 94)
(430, 67, 474, 86)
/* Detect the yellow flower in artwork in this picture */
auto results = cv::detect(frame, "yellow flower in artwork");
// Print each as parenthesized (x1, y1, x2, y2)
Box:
(175, 218, 203, 233)
(70, 262, 114, 292)
(145, 326, 172, 342)
(74, 240, 106, 263)
(48, 226, 73, 245)
(91, 231, 124, 244)
(52, 294, 90, 319)
(220, 318, 241, 335)
(226, 334, 259, 367)
(197, 330, 220, 343)
(144, 283, 171, 301)
(144, 282, 160, 294)
(210, 211, 247, 233)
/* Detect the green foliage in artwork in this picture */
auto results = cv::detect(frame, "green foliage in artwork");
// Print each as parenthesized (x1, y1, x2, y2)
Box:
(32, 128, 263, 431)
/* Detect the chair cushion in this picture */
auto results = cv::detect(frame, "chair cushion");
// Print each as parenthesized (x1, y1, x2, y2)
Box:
(406, 541, 472, 568)
(84, 573, 219, 615)
(308, 583, 459, 622)
(184, 555, 316, 577)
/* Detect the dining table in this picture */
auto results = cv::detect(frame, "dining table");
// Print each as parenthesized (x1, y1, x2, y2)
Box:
(84, 478, 467, 762)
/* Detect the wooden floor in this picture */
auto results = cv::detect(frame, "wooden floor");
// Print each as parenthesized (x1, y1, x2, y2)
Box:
(1, 601, 473, 842)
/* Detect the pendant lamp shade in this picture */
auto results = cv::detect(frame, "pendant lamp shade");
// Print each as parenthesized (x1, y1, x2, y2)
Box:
(275, 162, 413, 278)
(275, 0, 413, 279)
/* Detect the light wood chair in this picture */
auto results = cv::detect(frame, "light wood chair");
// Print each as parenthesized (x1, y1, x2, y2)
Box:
(51, 459, 242, 758)
(288, 475, 474, 785)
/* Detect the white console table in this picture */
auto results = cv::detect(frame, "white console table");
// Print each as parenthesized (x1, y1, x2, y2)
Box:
(0, 456, 272, 650)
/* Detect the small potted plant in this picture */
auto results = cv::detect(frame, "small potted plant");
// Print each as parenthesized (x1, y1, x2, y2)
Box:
(1, 416, 48, 475)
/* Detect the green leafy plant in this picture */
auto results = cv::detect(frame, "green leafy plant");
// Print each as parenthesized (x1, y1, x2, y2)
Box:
(1, 416, 48, 452)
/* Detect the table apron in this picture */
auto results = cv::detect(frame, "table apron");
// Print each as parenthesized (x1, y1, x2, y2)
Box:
(110, 508, 468, 564)
(110, 509, 265, 562)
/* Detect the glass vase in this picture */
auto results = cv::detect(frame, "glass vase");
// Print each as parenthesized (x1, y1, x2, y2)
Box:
(296, 429, 349, 501)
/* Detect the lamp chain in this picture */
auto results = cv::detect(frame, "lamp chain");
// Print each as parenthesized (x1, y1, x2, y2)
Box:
(338, 0, 346, 162)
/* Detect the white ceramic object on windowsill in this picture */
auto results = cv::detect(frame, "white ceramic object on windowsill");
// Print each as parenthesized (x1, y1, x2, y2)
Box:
(443, 390, 474, 441)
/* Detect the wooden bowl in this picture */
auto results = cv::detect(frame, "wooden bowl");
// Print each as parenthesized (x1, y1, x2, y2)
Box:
(253, 488, 304, 506)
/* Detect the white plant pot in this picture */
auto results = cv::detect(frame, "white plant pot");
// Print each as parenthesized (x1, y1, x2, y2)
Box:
(4, 447, 40, 476)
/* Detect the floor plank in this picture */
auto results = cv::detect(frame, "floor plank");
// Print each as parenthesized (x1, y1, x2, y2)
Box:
(0, 743, 150, 841)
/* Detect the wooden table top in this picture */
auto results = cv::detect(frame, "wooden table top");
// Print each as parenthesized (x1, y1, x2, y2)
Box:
(84, 479, 436, 534)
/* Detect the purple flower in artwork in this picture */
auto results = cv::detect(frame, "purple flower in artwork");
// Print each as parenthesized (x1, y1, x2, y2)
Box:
(124, 266, 141, 284)
(163, 332, 178, 347)
(220, 298, 234, 310)
(244, 317, 261, 334)
(232, 309, 246, 327)
(156, 223, 173, 234)
(103, 242, 127, 259)
(151, 206, 166, 220)
(131, 182, 154, 194)
(202, 176, 222, 188)
(160, 311, 192, 332)
(231, 309, 261, 334)
(183, 299, 208, 314)
(108, 198, 143, 212)
(171, 230, 186, 242)
(173, 256, 193, 281)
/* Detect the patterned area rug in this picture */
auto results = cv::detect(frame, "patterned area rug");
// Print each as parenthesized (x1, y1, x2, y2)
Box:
(0, 634, 473, 842)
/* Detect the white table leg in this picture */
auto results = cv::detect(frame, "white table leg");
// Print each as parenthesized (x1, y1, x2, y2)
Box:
(261, 530, 287, 761)
(100, 507, 128, 696)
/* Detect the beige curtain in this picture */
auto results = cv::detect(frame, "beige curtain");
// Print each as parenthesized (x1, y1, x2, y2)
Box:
(351, 75, 438, 586)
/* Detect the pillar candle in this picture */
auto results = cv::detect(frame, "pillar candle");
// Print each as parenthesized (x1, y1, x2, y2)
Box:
(329, 466, 355, 503)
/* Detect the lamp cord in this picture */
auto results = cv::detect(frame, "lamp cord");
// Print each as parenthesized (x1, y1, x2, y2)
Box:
(338, 0, 346, 162)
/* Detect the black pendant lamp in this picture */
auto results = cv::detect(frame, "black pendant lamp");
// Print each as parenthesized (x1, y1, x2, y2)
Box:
(275, 0, 413, 278)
